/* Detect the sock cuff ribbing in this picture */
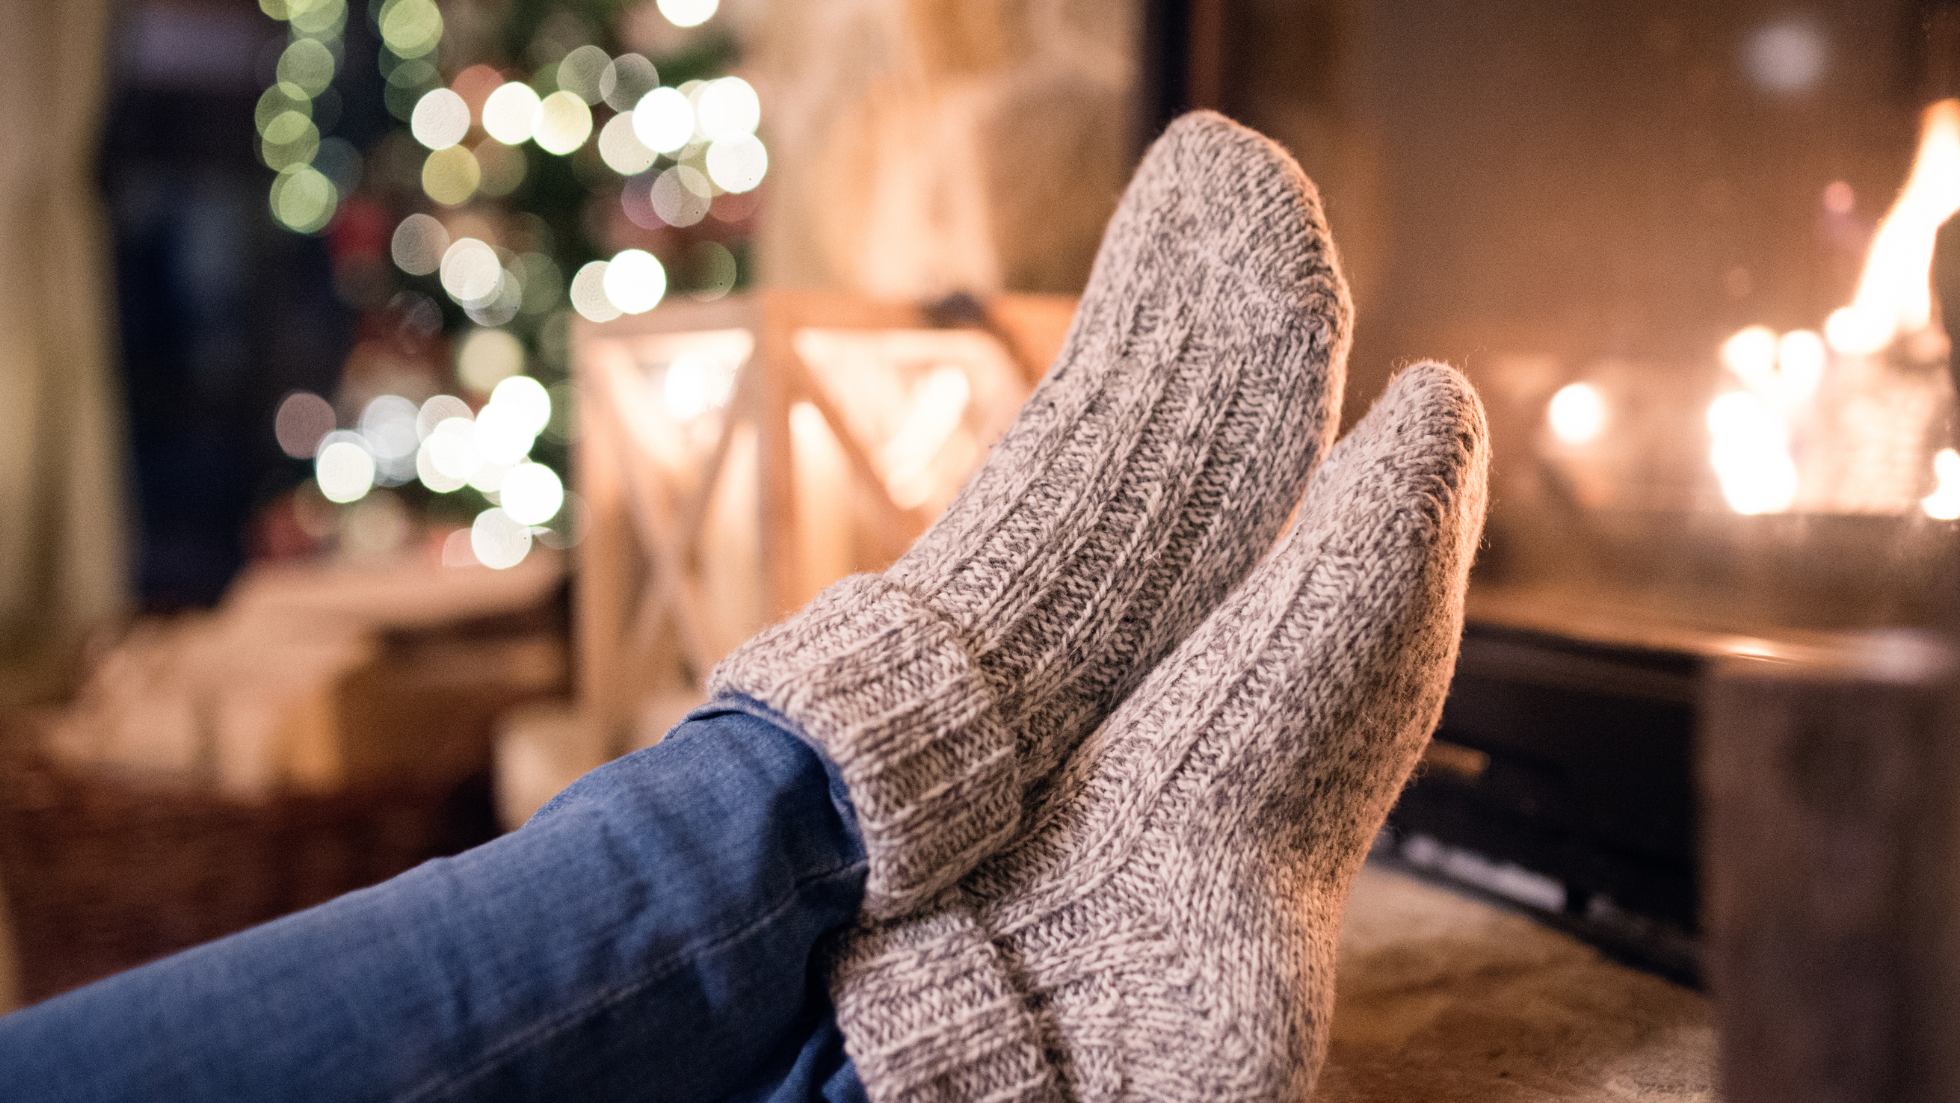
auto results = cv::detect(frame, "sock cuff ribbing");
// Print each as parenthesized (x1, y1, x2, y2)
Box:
(824, 364, 1492, 1103)
(827, 903, 1058, 1103)
(707, 574, 1021, 916)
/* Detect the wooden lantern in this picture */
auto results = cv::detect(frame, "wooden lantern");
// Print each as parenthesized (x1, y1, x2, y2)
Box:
(573, 289, 1077, 751)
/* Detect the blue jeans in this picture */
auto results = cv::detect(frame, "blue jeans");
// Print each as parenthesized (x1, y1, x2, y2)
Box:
(0, 699, 871, 1103)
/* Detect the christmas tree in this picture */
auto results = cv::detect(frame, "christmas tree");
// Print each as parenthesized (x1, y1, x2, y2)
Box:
(254, 0, 764, 569)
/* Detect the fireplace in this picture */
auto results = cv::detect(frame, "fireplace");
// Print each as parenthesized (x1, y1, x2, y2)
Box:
(1391, 89, 1960, 980)
(1161, 2, 1960, 1023)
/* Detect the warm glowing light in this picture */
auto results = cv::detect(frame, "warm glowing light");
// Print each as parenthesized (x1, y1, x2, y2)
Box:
(603, 249, 666, 314)
(1924, 449, 1960, 520)
(360, 395, 420, 467)
(1547, 382, 1607, 445)
(500, 462, 565, 525)
(417, 440, 466, 491)
(1776, 329, 1827, 398)
(256, 84, 311, 134)
(277, 38, 335, 97)
(458, 329, 525, 392)
(411, 88, 470, 149)
(378, 0, 443, 58)
(1707, 392, 1798, 514)
(632, 87, 694, 153)
(467, 268, 523, 327)
(557, 45, 611, 105)
(570, 261, 621, 322)
(1826, 98, 1960, 355)
(1705, 327, 1828, 511)
(1824, 307, 1889, 355)
(261, 119, 321, 172)
(316, 436, 376, 503)
(422, 145, 482, 206)
(289, 0, 346, 34)
(1707, 393, 1773, 447)
(416, 413, 474, 493)
(599, 113, 658, 175)
(490, 375, 553, 437)
(652, 165, 712, 226)
(451, 65, 504, 115)
(1721, 325, 1779, 390)
(424, 417, 482, 482)
(261, 115, 321, 172)
(1741, 16, 1828, 96)
(482, 82, 541, 145)
(601, 55, 660, 111)
(657, 0, 719, 28)
(532, 92, 593, 155)
(695, 77, 759, 140)
(269, 167, 338, 233)
(416, 438, 467, 492)
(275, 392, 336, 459)
(471, 508, 532, 569)
(473, 402, 536, 465)
(440, 238, 502, 303)
(882, 367, 971, 507)
(664, 354, 737, 421)
(468, 458, 515, 494)
(706, 134, 768, 193)
(261, 109, 313, 147)
(416, 394, 472, 439)
(391, 213, 449, 275)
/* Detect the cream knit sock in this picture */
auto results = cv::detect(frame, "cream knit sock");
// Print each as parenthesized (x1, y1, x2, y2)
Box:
(826, 363, 1490, 1102)
(709, 111, 1352, 917)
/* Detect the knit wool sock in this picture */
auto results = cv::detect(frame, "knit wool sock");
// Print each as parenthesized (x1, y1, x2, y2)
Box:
(709, 111, 1352, 917)
(825, 363, 1490, 1102)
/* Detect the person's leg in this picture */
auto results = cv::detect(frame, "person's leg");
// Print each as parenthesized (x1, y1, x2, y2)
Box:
(0, 700, 869, 1103)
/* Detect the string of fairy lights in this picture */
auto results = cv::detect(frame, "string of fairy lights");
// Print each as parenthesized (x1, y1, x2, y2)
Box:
(257, 0, 356, 233)
(258, 0, 761, 570)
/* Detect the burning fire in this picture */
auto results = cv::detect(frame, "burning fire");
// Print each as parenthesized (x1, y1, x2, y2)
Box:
(1826, 99, 1960, 356)
(1707, 98, 1960, 517)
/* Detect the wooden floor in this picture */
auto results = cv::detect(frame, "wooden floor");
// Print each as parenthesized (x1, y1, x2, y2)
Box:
(1321, 865, 1715, 1102)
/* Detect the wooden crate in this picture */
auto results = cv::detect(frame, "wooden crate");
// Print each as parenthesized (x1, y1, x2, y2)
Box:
(572, 289, 1076, 751)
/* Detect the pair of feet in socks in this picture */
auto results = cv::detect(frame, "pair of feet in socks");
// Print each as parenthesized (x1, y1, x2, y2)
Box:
(713, 112, 1490, 1101)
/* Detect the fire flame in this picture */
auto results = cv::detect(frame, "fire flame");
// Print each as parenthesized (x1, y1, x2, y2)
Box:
(1825, 98, 1960, 355)
(1707, 98, 1960, 517)
(1923, 448, 1960, 519)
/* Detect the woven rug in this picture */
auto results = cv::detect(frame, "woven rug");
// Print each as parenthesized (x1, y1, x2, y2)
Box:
(1319, 865, 1716, 1102)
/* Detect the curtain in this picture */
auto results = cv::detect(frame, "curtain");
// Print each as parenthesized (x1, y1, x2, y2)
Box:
(0, 0, 128, 656)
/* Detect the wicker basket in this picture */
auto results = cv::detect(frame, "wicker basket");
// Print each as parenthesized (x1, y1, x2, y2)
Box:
(0, 728, 497, 1005)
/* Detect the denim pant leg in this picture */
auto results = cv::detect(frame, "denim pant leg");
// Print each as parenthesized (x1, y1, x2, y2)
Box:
(0, 699, 871, 1103)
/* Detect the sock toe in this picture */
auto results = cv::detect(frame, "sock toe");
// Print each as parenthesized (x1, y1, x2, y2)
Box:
(714, 112, 1355, 919)
(830, 364, 1491, 1103)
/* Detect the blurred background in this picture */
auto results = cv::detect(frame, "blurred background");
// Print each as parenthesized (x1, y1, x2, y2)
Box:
(2, 2, 1958, 1083)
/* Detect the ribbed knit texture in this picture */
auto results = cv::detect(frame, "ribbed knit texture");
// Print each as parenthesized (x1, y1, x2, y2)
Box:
(828, 363, 1491, 1102)
(710, 111, 1352, 917)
